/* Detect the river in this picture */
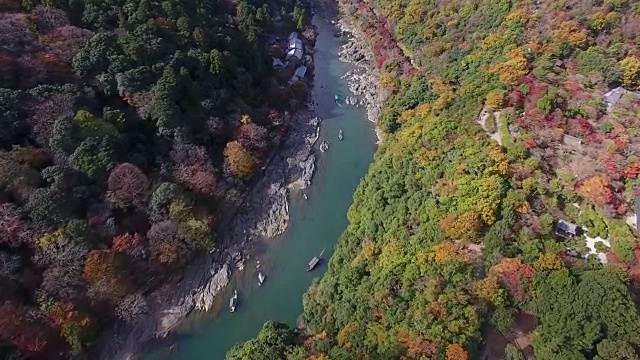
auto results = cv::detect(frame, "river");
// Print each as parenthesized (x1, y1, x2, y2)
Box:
(142, 16, 376, 360)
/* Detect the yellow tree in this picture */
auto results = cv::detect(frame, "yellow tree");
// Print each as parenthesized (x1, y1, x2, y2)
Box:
(473, 276, 507, 307)
(224, 141, 257, 179)
(485, 89, 507, 111)
(552, 20, 588, 49)
(489, 49, 529, 85)
(440, 212, 482, 242)
(620, 56, 640, 89)
(432, 241, 461, 265)
(534, 252, 564, 271)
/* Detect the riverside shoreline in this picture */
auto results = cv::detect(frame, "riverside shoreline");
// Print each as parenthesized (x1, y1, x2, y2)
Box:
(95, 26, 321, 360)
(335, 15, 384, 142)
(96, 1, 387, 357)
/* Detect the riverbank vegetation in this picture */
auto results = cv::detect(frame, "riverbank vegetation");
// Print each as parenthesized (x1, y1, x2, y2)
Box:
(0, 0, 312, 357)
(233, 0, 640, 359)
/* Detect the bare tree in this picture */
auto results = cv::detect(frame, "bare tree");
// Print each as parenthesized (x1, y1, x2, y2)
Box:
(236, 123, 268, 152)
(0, 13, 35, 54)
(33, 235, 87, 270)
(28, 93, 74, 148)
(175, 163, 217, 196)
(0, 203, 32, 247)
(107, 163, 150, 208)
(115, 293, 148, 323)
(0, 251, 20, 280)
(31, 6, 69, 33)
(40, 266, 85, 300)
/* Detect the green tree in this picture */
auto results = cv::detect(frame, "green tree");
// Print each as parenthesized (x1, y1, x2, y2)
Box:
(226, 321, 300, 360)
(26, 188, 76, 226)
(594, 339, 639, 360)
(69, 137, 117, 179)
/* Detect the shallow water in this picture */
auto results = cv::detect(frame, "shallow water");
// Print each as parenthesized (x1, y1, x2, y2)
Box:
(142, 17, 376, 360)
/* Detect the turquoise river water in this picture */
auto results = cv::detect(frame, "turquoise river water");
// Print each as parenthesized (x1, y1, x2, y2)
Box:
(143, 16, 376, 360)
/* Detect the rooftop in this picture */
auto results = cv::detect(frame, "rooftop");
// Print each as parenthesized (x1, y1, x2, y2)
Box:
(603, 86, 626, 106)
(555, 219, 579, 238)
(286, 48, 303, 60)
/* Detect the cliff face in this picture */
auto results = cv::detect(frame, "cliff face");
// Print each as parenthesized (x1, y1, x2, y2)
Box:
(297, 0, 640, 359)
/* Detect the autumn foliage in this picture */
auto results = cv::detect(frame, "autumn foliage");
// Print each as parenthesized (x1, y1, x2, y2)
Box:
(440, 212, 482, 242)
(112, 232, 143, 253)
(579, 175, 615, 208)
(83, 250, 130, 300)
(224, 141, 257, 179)
(397, 331, 440, 357)
(432, 241, 462, 265)
(445, 343, 469, 360)
(107, 163, 150, 208)
(489, 258, 535, 303)
(0, 301, 58, 357)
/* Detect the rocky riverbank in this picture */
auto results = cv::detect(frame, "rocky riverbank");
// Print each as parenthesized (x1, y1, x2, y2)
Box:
(95, 31, 321, 360)
(336, 17, 384, 143)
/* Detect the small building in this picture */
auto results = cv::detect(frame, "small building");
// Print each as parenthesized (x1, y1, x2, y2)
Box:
(272, 58, 285, 69)
(288, 65, 307, 85)
(551, 58, 565, 68)
(293, 65, 307, 79)
(288, 38, 303, 51)
(286, 48, 303, 61)
(555, 220, 579, 238)
(563, 134, 582, 147)
(604, 87, 627, 111)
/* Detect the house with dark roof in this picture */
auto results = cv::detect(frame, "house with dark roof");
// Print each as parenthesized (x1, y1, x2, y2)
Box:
(551, 58, 565, 68)
(555, 219, 579, 238)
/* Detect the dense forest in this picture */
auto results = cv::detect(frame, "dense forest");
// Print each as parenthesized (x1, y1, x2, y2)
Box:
(0, 0, 312, 357)
(230, 0, 640, 359)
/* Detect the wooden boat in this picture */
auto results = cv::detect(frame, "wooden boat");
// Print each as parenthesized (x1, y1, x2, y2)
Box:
(338, 129, 343, 141)
(307, 249, 325, 272)
(229, 290, 238, 313)
(258, 272, 266, 286)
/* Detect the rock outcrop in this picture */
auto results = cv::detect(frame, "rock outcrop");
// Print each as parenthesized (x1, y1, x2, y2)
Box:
(337, 18, 384, 142)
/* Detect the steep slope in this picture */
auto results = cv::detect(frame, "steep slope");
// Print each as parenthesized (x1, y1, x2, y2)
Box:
(231, 0, 640, 359)
(0, 0, 309, 358)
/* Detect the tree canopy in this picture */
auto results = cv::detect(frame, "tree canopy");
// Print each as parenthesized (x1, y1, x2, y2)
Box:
(0, 0, 309, 356)
(236, 0, 640, 358)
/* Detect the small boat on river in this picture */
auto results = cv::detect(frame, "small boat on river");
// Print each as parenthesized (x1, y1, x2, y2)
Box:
(307, 248, 325, 272)
(229, 290, 238, 313)
(320, 140, 329, 152)
(338, 129, 343, 141)
(258, 272, 266, 286)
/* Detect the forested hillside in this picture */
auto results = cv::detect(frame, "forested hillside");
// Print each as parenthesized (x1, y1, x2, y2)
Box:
(0, 0, 309, 357)
(230, 0, 640, 359)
